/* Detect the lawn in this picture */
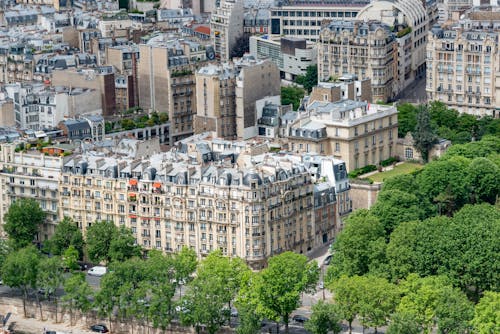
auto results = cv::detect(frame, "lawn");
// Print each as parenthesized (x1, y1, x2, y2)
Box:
(364, 162, 423, 183)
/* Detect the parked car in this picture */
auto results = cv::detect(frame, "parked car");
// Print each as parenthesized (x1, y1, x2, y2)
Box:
(90, 324, 109, 333)
(323, 255, 332, 266)
(292, 314, 309, 324)
(87, 266, 107, 277)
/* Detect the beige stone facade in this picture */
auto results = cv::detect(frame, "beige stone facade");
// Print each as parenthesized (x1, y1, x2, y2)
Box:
(426, 28, 500, 117)
(0, 144, 63, 241)
(286, 100, 398, 172)
(138, 41, 209, 144)
(0, 136, 348, 269)
(194, 64, 237, 139)
(318, 21, 397, 102)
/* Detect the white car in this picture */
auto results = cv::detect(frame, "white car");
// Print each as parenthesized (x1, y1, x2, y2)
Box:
(87, 266, 107, 277)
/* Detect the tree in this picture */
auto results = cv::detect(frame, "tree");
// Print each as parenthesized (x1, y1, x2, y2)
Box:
(63, 245, 80, 272)
(294, 65, 318, 93)
(304, 301, 342, 334)
(386, 216, 453, 281)
(2, 245, 40, 317)
(380, 174, 419, 194)
(326, 210, 385, 279)
(466, 157, 500, 204)
(37, 256, 65, 321)
(471, 291, 500, 334)
(44, 217, 84, 258)
(412, 104, 437, 162)
(143, 251, 177, 331)
(397, 274, 473, 333)
(251, 252, 319, 333)
(448, 204, 500, 298)
(180, 251, 250, 334)
(4, 198, 45, 249)
(281, 86, 305, 110)
(428, 101, 459, 130)
(173, 246, 197, 296)
(386, 313, 421, 334)
(108, 225, 141, 263)
(86, 220, 118, 264)
(62, 272, 93, 326)
(397, 103, 417, 137)
(0, 238, 10, 274)
(358, 276, 400, 332)
(371, 189, 427, 234)
(444, 135, 500, 160)
(416, 156, 471, 215)
(329, 275, 363, 334)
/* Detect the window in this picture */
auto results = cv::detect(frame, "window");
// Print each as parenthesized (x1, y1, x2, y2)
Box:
(335, 143, 340, 152)
(405, 148, 414, 159)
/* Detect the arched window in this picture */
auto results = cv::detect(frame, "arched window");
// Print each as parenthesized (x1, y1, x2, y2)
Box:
(405, 147, 414, 159)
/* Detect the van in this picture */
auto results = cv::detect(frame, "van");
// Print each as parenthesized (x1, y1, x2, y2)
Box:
(87, 266, 107, 277)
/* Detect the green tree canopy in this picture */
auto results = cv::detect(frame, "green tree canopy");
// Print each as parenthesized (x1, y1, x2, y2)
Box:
(281, 86, 305, 110)
(471, 291, 500, 334)
(416, 156, 471, 215)
(2, 245, 40, 317)
(397, 274, 473, 334)
(397, 103, 418, 137)
(294, 65, 318, 93)
(62, 272, 93, 326)
(371, 189, 427, 234)
(327, 210, 385, 279)
(181, 250, 250, 334)
(86, 220, 117, 264)
(108, 225, 142, 263)
(386, 216, 453, 281)
(304, 301, 342, 334)
(4, 198, 45, 249)
(466, 157, 500, 204)
(251, 251, 319, 333)
(44, 217, 84, 258)
(447, 204, 500, 298)
(412, 104, 437, 162)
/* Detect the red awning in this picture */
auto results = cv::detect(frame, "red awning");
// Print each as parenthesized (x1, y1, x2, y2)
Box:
(129, 179, 138, 186)
(129, 215, 137, 219)
(128, 193, 136, 197)
(153, 182, 162, 188)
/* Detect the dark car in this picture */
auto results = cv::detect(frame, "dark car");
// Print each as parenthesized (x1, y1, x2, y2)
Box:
(323, 255, 332, 266)
(292, 314, 309, 323)
(90, 324, 109, 333)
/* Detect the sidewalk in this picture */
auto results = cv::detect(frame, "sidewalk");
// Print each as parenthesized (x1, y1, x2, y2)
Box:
(7, 314, 96, 334)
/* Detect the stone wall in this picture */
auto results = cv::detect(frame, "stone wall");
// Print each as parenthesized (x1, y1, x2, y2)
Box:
(349, 180, 382, 211)
(0, 296, 233, 334)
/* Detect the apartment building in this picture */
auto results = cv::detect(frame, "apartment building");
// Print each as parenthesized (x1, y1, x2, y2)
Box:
(235, 57, 281, 139)
(51, 67, 116, 118)
(210, 0, 244, 60)
(426, 27, 499, 117)
(105, 45, 140, 112)
(0, 143, 63, 241)
(4, 83, 102, 130)
(249, 35, 317, 81)
(356, 0, 435, 89)
(318, 21, 397, 102)
(285, 100, 398, 171)
(0, 135, 349, 268)
(194, 57, 280, 140)
(269, 0, 370, 41)
(194, 64, 238, 139)
(138, 35, 210, 144)
(0, 44, 35, 84)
